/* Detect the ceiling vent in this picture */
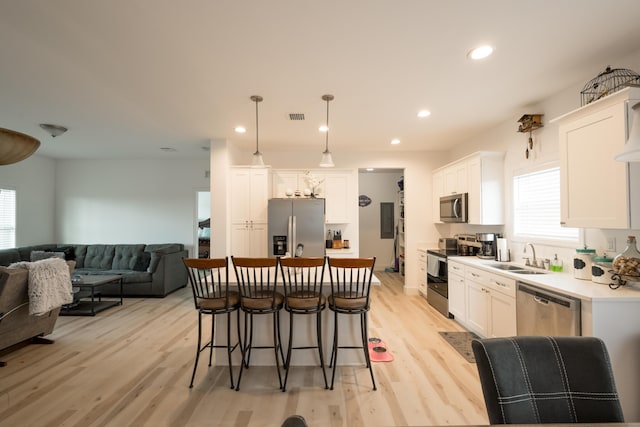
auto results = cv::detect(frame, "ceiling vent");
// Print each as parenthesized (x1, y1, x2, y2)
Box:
(289, 113, 305, 121)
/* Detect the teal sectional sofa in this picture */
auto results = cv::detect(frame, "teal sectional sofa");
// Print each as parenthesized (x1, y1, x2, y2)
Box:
(0, 243, 188, 297)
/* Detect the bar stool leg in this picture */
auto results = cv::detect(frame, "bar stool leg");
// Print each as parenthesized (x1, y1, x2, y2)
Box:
(282, 310, 294, 392)
(208, 314, 215, 366)
(272, 311, 283, 389)
(330, 309, 339, 390)
(361, 312, 376, 390)
(317, 310, 328, 389)
(226, 311, 235, 389)
(189, 312, 203, 388)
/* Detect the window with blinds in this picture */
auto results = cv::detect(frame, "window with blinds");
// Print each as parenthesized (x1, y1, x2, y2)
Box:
(0, 188, 16, 249)
(513, 167, 579, 242)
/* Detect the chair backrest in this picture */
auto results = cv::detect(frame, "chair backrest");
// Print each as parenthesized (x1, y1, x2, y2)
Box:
(327, 257, 376, 310)
(472, 336, 624, 424)
(231, 256, 279, 310)
(183, 257, 229, 310)
(279, 257, 326, 311)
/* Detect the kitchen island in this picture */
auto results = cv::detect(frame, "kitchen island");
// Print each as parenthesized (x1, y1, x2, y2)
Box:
(449, 256, 640, 422)
(211, 269, 381, 367)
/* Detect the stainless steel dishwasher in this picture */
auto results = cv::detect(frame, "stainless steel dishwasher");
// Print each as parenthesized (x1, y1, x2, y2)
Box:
(516, 282, 581, 336)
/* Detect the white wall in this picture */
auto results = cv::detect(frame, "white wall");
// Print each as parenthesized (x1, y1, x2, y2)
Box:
(0, 155, 57, 245)
(55, 158, 209, 254)
(358, 170, 403, 269)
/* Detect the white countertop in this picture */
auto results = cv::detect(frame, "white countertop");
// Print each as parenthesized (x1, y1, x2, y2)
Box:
(448, 256, 640, 302)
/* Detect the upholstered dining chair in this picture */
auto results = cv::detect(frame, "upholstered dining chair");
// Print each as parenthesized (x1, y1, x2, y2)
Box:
(279, 256, 328, 392)
(183, 257, 242, 389)
(326, 257, 376, 391)
(231, 256, 285, 391)
(471, 336, 624, 424)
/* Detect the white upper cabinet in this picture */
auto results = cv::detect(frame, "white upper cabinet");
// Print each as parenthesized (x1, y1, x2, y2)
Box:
(230, 167, 269, 224)
(444, 161, 468, 195)
(466, 153, 504, 225)
(323, 173, 350, 223)
(552, 87, 640, 229)
(432, 151, 504, 225)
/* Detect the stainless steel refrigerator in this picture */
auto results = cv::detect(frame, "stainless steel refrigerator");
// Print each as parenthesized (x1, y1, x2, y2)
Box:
(268, 198, 325, 257)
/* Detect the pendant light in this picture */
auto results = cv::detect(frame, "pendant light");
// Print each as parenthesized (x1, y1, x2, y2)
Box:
(614, 101, 640, 162)
(319, 94, 335, 167)
(250, 95, 265, 167)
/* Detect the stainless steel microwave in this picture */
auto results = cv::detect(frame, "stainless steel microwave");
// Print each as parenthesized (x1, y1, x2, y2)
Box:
(439, 193, 468, 223)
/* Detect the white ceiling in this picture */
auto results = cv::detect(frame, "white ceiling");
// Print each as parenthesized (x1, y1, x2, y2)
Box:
(2, 0, 640, 160)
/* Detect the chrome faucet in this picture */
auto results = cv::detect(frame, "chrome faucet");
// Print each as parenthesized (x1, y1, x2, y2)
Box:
(524, 243, 537, 267)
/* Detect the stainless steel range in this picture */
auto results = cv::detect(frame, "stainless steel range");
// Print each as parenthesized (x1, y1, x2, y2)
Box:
(426, 235, 480, 317)
(426, 238, 457, 317)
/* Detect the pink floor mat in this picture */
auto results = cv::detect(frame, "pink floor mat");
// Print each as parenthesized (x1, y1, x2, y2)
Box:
(368, 337, 394, 362)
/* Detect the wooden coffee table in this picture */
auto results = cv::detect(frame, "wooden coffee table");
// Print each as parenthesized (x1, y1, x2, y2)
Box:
(60, 274, 123, 316)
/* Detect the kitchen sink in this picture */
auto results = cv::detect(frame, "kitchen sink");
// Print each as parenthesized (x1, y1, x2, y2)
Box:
(511, 269, 547, 275)
(487, 263, 526, 271)
(487, 263, 547, 274)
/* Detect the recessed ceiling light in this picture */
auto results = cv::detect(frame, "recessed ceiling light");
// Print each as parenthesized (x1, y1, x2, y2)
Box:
(468, 45, 494, 60)
(417, 110, 431, 118)
(319, 125, 329, 132)
(235, 126, 246, 133)
(366, 168, 374, 171)
(391, 139, 400, 145)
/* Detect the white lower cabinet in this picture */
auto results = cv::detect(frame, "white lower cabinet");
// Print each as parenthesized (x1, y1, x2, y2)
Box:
(417, 249, 427, 296)
(462, 265, 516, 338)
(448, 261, 466, 321)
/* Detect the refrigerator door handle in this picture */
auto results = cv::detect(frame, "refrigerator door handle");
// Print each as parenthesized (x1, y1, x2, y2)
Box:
(291, 215, 297, 255)
(288, 215, 293, 256)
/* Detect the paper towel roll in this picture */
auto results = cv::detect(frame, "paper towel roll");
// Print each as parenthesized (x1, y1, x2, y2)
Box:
(496, 238, 509, 261)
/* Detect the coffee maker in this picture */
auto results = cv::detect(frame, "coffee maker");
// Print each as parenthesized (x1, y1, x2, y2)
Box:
(476, 233, 498, 259)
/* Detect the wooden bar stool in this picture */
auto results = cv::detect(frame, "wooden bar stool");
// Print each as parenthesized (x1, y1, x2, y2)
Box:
(183, 257, 242, 389)
(279, 256, 328, 391)
(231, 256, 285, 391)
(327, 257, 376, 390)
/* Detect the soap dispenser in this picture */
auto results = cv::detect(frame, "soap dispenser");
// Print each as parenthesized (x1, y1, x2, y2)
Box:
(550, 254, 563, 272)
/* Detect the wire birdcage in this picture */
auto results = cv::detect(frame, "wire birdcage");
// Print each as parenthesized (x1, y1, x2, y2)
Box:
(581, 66, 640, 106)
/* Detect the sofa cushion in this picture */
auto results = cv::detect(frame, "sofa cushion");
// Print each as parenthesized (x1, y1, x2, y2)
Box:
(102, 270, 152, 284)
(83, 245, 116, 269)
(112, 244, 145, 270)
(17, 244, 57, 261)
(145, 244, 184, 273)
(0, 249, 20, 267)
(30, 251, 65, 262)
(70, 245, 88, 268)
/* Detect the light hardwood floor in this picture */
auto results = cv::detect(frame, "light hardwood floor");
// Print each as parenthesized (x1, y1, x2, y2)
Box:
(0, 272, 488, 427)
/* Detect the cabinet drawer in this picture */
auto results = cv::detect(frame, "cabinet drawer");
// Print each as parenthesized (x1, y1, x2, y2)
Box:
(466, 266, 490, 285)
(486, 273, 516, 298)
(448, 261, 464, 276)
(418, 250, 426, 263)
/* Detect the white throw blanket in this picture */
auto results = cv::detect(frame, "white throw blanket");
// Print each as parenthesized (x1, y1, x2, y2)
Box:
(10, 258, 73, 316)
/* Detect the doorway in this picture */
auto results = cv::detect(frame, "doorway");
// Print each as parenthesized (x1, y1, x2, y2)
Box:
(358, 168, 404, 281)
(196, 190, 210, 258)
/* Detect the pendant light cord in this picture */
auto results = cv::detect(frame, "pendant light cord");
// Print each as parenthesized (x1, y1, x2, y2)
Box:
(325, 97, 330, 152)
(255, 98, 259, 154)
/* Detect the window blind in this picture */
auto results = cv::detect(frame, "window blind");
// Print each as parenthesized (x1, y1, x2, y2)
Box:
(513, 167, 578, 242)
(0, 188, 16, 249)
